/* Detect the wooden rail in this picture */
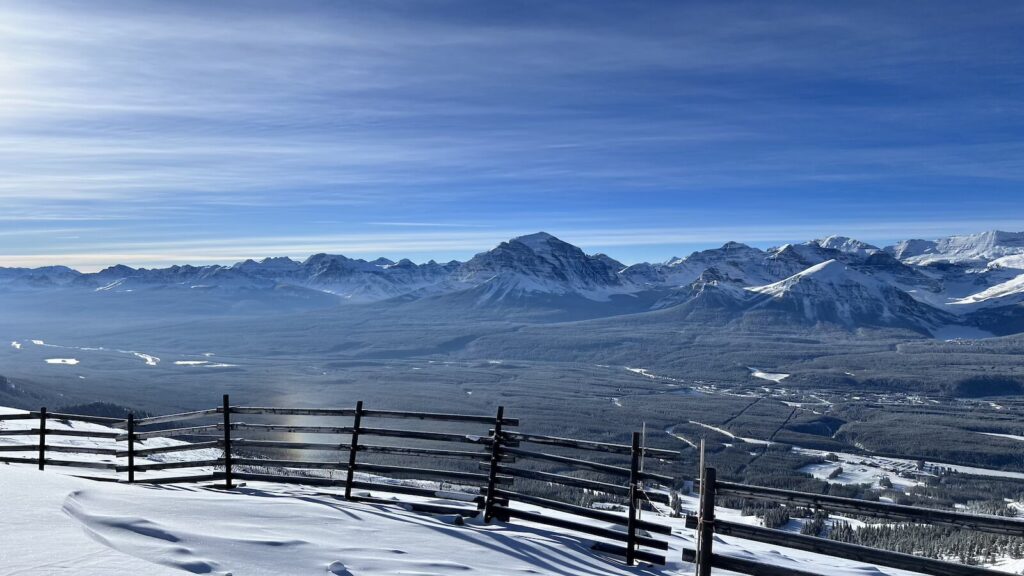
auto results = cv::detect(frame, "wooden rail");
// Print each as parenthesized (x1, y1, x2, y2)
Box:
(500, 445, 673, 483)
(2, 398, 675, 567)
(687, 516, 1004, 576)
(0, 411, 122, 425)
(492, 489, 671, 535)
(682, 548, 822, 576)
(111, 408, 220, 429)
(500, 430, 679, 459)
(716, 480, 1024, 537)
(691, 467, 1021, 576)
(227, 406, 519, 426)
(6, 428, 120, 439)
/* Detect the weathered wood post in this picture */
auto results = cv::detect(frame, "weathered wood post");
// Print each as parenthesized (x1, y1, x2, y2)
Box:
(38, 407, 46, 471)
(222, 394, 233, 489)
(344, 400, 363, 500)
(627, 431, 642, 565)
(127, 413, 136, 483)
(695, 466, 717, 576)
(483, 405, 505, 522)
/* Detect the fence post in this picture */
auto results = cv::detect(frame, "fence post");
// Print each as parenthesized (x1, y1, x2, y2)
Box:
(344, 400, 363, 500)
(695, 466, 716, 576)
(627, 431, 641, 565)
(483, 405, 505, 522)
(222, 394, 233, 489)
(38, 407, 46, 471)
(127, 413, 135, 483)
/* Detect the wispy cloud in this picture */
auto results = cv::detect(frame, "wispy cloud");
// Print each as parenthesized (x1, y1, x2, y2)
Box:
(0, 1, 1022, 266)
(6, 218, 1024, 271)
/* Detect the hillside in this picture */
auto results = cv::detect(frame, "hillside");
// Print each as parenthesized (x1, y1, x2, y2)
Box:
(8, 399, 1016, 576)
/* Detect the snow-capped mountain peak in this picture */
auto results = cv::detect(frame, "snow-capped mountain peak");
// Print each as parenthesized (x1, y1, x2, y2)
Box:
(455, 232, 633, 302)
(886, 230, 1024, 266)
(746, 260, 952, 332)
(509, 231, 560, 253)
(812, 236, 880, 257)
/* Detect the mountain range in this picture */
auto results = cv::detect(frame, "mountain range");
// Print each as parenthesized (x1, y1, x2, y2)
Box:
(4, 230, 1024, 336)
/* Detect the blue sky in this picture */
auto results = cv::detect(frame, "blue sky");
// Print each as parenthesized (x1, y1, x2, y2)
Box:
(1, 1, 1023, 270)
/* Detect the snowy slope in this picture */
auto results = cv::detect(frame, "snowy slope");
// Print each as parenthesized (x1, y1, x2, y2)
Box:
(887, 230, 1024, 266)
(951, 273, 1024, 309)
(746, 260, 953, 332)
(2, 463, 952, 576)
(812, 236, 880, 257)
(1, 405, 978, 576)
(453, 232, 639, 302)
(661, 242, 775, 287)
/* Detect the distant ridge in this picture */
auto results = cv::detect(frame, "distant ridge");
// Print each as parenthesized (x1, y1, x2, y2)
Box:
(2, 229, 1024, 335)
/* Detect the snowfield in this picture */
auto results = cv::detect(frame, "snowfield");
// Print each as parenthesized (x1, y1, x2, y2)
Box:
(0, 405, 1013, 575)
(748, 367, 790, 383)
(3, 463, 941, 576)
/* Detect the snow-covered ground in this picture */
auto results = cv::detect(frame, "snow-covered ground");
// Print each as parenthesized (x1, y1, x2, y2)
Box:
(3, 462, 944, 576)
(748, 367, 790, 383)
(0, 406, 1014, 575)
(688, 421, 773, 446)
(795, 446, 1024, 483)
(800, 460, 920, 490)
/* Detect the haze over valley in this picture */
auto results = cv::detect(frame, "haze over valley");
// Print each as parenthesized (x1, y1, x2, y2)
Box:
(4, 228, 1024, 479)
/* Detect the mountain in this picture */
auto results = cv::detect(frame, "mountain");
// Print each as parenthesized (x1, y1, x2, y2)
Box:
(663, 242, 773, 286)
(745, 260, 954, 333)
(454, 232, 636, 302)
(0, 266, 81, 289)
(886, 230, 1024, 266)
(4, 229, 1024, 336)
(811, 236, 880, 257)
(951, 273, 1024, 309)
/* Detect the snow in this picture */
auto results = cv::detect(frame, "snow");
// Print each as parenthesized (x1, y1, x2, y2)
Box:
(800, 462, 918, 490)
(624, 367, 685, 383)
(748, 260, 874, 299)
(989, 254, 1024, 270)
(1, 461, 950, 576)
(981, 432, 1024, 442)
(890, 230, 1024, 265)
(45, 358, 79, 365)
(794, 446, 1024, 482)
(951, 272, 1024, 307)
(688, 421, 772, 445)
(664, 425, 697, 449)
(813, 236, 880, 257)
(133, 352, 160, 366)
(748, 367, 790, 382)
(0, 407, 1016, 574)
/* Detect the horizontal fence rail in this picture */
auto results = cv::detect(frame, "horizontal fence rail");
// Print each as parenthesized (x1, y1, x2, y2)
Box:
(1, 398, 680, 567)
(687, 515, 1004, 576)
(716, 480, 1024, 538)
(691, 466, 1023, 576)
(499, 430, 679, 459)
(111, 408, 221, 429)
(682, 547, 822, 576)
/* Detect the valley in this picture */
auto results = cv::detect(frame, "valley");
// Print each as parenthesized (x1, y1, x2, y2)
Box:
(3, 229, 1024, 550)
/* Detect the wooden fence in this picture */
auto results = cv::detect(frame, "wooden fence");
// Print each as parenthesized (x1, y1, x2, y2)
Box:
(0, 408, 122, 473)
(9, 400, 1022, 574)
(686, 465, 1024, 576)
(0, 396, 678, 566)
